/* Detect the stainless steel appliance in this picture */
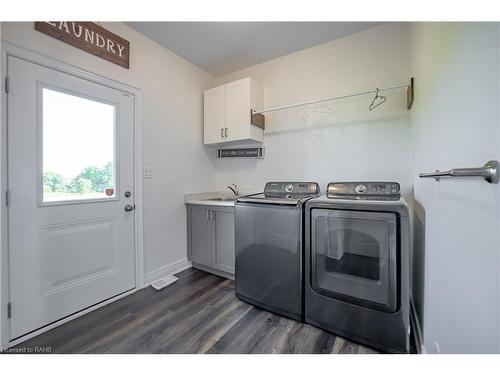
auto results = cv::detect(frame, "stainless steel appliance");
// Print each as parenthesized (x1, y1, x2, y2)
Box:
(235, 182, 320, 321)
(304, 182, 410, 353)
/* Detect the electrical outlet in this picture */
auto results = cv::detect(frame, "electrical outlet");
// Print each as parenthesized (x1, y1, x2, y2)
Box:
(143, 166, 154, 178)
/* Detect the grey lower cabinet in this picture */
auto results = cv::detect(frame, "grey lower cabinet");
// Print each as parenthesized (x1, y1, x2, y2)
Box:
(187, 204, 235, 278)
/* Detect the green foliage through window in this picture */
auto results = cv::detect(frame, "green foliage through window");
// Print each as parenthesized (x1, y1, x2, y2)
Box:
(43, 162, 114, 195)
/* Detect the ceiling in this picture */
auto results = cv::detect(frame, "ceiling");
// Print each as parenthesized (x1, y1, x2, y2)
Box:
(126, 22, 381, 76)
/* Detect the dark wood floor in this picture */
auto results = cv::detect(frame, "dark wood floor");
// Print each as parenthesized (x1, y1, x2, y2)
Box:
(12, 268, 378, 354)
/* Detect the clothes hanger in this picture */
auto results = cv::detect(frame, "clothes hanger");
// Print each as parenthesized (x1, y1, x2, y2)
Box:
(369, 88, 387, 111)
(301, 98, 333, 125)
(312, 99, 336, 114)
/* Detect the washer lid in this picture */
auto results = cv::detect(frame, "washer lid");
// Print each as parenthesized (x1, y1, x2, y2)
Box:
(237, 192, 303, 206)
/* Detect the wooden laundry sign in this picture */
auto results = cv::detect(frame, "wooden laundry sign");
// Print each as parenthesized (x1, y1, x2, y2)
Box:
(35, 22, 130, 68)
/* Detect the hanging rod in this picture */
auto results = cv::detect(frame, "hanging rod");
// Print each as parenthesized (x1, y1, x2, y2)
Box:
(250, 78, 414, 128)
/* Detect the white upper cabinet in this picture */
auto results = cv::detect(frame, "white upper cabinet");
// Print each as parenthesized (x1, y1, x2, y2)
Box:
(203, 85, 225, 144)
(203, 77, 264, 146)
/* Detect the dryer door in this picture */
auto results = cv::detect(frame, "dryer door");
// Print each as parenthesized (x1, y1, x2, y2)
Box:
(310, 209, 397, 312)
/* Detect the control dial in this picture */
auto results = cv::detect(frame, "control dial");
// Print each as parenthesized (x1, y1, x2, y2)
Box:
(355, 184, 367, 194)
(285, 184, 294, 192)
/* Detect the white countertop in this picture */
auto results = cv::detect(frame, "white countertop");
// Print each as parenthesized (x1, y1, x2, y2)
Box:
(185, 199, 235, 207)
(184, 190, 259, 207)
(184, 191, 236, 207)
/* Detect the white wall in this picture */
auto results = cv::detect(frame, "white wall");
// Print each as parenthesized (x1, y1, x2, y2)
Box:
(0, 22, 218, 281)
(410, 22, 500, 353)
(5, 21, 499, 353)
(0, 21, 6, 347)
(212, 23, 412, 197)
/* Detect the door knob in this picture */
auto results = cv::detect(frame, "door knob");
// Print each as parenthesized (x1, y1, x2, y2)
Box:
(124, 204, 134, 212)
(124, 191, 132, 198)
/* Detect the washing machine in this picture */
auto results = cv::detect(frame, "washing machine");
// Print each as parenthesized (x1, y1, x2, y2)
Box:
(304, 182, 410, 353)
(235, 182, 320, 321)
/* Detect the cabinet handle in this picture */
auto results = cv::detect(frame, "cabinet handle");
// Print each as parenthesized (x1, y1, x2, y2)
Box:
(221, 128, 224, 138)
(224, 127, 228, 138)
(206, 210, 210, 220)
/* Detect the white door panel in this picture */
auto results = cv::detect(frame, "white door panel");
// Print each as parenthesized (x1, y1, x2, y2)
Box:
(225, 79, 250, 141)
(8, 56, 136, 339)
(411, 23, 500, 353)
(203, 85, 225, 144)
(214, 210, 235, 273)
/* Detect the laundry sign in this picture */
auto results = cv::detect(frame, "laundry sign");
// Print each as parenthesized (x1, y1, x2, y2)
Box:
(217, 147, 264, 159)
(35, 22, 130, 68)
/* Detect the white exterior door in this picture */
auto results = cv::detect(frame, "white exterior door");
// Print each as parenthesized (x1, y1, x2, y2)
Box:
(7, 56, 136, 339)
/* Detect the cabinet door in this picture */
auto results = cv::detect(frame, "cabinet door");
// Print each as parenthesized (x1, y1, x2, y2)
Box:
(204, 85, 225, 145)
(214, 209, 235, 273)
(189, 206, 213, 266)
(224, 78, 250, 142)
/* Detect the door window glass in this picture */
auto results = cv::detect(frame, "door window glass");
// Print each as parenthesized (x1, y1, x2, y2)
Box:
(42, 87, 116, 202)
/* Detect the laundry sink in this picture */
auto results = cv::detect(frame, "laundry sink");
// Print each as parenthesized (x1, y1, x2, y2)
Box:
(205, 197, 236, 202)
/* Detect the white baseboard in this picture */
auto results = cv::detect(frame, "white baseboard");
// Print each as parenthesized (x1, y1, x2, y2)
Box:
(144, 258, 192, 286)
(191, 262, 234, 280)
(410, 297, 426, 354)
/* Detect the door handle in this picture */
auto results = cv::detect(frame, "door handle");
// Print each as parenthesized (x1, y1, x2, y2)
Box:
(124, 204, 134, 212)
(221, 128, 224, 138)
(224, 127, 228, 138)
(419, 160, 499, 183)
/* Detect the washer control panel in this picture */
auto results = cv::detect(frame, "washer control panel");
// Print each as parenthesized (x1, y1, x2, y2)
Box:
(327, 182, 400, 200)
(264, 182, 320, 196)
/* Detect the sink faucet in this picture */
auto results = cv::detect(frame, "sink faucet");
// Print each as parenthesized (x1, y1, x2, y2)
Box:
(227, 184, 239, 197)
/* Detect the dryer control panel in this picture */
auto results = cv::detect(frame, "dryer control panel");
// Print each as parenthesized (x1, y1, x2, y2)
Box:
(327, 182, 400, 200)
